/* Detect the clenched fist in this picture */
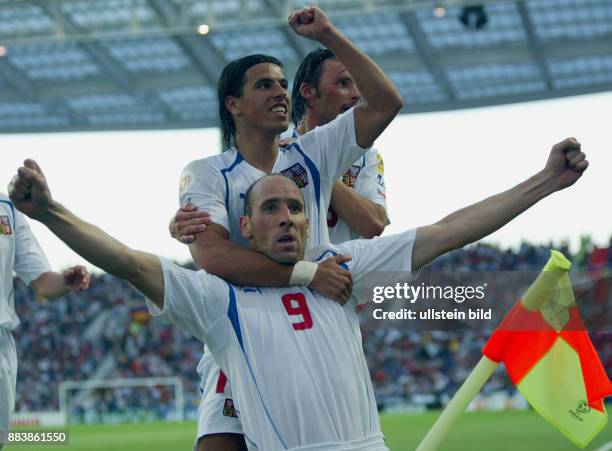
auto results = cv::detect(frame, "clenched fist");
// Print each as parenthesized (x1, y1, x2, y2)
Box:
(8, 159, 54, 221)
(288, 6, 334, 42)
(543, 137, 589, 191)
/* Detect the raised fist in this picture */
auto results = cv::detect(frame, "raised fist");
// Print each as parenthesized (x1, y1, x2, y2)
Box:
(288, 6, 333, 41)
(543, 137, 588, 191)
(8, 159, 54, 220)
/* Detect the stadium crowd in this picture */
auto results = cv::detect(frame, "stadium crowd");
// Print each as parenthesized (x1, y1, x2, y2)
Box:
(12, 239, 611, 420)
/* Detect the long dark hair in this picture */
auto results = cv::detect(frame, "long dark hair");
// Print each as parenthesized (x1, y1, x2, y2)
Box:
(291, 48, 335, 127)
(218, 54, 283, 150)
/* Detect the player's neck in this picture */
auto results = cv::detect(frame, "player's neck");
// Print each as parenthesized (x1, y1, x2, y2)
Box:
(234, 129, 279, 173)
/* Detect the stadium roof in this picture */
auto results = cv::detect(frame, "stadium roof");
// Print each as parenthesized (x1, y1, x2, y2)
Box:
(0, 0, 611, 133)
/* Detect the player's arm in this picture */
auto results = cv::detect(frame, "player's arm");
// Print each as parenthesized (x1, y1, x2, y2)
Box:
(188, 225, 353, 304)
(412, 138, 588, 271)
(30, 266, 89, 299)
(12, 207, 89, 299)
(9, 160, 164, 308)
(289, 7, 403, 149)
(330, 150, 388, 238)
(330, 181, 385, 238)
(189, 223, 291, 284)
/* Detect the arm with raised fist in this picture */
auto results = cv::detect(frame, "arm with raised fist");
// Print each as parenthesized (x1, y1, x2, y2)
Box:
(288, 6, 403, 149)
(8, 160, 164, 307)
(412, 138, 589, 271)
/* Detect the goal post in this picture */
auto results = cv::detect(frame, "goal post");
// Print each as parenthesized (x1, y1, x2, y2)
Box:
(58, 377, 185, 425)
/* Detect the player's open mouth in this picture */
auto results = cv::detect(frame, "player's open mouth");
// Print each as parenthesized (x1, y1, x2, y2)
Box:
(270, 104, 288, 115)
(277, 234, 295, 244)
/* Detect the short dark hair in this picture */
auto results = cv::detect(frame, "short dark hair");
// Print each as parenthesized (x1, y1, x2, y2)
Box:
(291, 48, 335, 127)
(218, 54, 283, 150)
(243, 174, 304, 216)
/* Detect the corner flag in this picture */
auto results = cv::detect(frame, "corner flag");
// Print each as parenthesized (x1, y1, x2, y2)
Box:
(482, 250, 612, 448)
(417, 250, 612, 451)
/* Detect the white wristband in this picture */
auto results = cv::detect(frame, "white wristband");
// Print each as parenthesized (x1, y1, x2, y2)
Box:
(289, 261, 318, 286)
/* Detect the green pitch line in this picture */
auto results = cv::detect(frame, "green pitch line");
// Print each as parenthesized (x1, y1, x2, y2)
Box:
(6, 410, 611, 451)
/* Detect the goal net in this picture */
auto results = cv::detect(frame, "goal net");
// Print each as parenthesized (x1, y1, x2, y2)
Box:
(58, 377, 184, 424)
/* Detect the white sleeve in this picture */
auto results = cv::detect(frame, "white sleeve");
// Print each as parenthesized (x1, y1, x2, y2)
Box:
(13, 210, 51, 285)
(335, 229, 417, 305)
(179, 160, 229, 233)
(297, 107, 369, 183)
(145, 258, 230, 351)
(354, 149, 389, 225)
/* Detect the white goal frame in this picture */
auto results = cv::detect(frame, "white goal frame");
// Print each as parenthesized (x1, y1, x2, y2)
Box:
(58, 377, 184, 424)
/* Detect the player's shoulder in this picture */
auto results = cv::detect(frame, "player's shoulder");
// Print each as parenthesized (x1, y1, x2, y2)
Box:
(159, 256, 228, 293)
(182, 149, 243, 174)
(306, 241, 360, 266)
(308, 107, 355, 136)
(296, 107, 356, 146)
(0, 192, 9, 202)
(278, 128, 302, 154)
(280, 128, 296, 141)
(367, 148, 385, 174)
(366, 147, 380, 158)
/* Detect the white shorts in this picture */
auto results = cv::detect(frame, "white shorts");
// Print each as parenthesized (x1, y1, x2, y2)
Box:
(194, 354, 243, 450)
(0, 328, 17, 445)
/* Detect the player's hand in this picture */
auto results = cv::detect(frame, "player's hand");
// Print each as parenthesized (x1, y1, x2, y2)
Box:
(279, 137, 293, 147)
(169, 203, 212, 244)
(288, 6, 333, 42)
(543, 138, 588, 191)
(8, 159, 54, 220)
(309, 254, 353, 305)
(62, 265, 90, 293)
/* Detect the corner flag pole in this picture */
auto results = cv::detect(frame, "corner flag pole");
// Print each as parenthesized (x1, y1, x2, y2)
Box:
(415, 251, 571, 451)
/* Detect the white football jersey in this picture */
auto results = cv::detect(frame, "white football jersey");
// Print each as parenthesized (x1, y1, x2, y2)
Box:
(0, 194, 51, 331)
(282, 129, 389, 244)
(179, 107, 368, 250)
(148, 229, 416, 450)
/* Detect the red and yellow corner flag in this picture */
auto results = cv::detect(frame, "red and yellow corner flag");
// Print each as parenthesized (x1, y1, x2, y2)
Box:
(483, 250, 612, 448)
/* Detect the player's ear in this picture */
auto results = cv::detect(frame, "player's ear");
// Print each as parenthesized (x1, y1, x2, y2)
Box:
(299, 83, 316, 109)
(240, 215, 253, 239)
(225, 95, 240, 117)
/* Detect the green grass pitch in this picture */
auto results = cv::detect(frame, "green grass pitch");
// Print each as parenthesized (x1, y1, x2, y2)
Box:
(6, 409, 611, 450)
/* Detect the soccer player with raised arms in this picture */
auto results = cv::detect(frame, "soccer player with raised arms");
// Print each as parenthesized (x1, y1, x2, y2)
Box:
(9, 135, 587, 449)
(172, 6, 402, 449)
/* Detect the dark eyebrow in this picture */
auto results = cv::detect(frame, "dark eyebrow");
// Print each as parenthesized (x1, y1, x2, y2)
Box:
(260, 197, 281, 207)
(260, 197, 303, 208)
(253, 77, 288, 88)
(253, 77, 274, 87)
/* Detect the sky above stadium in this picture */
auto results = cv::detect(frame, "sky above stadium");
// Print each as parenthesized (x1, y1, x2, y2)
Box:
(1, 91, 610, 272)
